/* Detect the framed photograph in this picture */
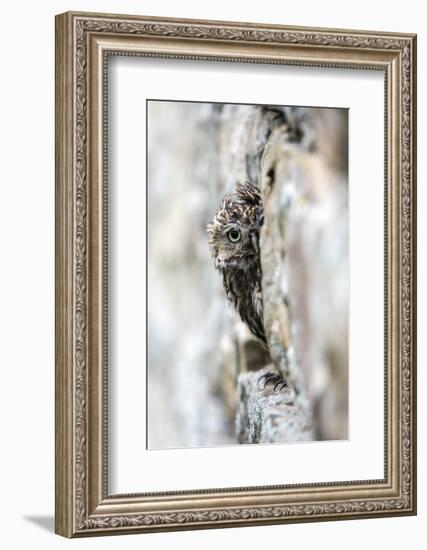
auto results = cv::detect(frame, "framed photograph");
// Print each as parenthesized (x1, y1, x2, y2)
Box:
(55, 11, 417, 537)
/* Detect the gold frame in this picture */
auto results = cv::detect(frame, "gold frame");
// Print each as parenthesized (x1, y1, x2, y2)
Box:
(55, 11, 417, 538)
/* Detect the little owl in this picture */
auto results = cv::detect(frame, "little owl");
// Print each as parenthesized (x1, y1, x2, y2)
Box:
(207, 181, 266, 345)
(207, 181, 287, 391)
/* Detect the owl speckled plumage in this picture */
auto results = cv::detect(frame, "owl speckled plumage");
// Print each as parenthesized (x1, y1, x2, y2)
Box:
(207, 181, 267, 346)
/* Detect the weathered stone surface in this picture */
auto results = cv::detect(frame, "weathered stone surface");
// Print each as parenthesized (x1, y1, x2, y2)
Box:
(259, 111, 348, 441)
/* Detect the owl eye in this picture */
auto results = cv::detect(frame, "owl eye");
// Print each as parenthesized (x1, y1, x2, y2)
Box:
(227, 228, 241, 243)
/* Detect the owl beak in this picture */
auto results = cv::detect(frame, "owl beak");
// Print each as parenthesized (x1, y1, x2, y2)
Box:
(251, 232, 260, 254)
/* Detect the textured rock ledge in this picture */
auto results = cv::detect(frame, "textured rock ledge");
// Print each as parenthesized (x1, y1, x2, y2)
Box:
(236, 367, 314, 443)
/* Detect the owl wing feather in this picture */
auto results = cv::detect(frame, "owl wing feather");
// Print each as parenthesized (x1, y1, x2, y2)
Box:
(223, 267, 267, 346)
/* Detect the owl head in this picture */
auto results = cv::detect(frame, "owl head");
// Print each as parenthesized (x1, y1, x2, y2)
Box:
(207, 181, 264, 271)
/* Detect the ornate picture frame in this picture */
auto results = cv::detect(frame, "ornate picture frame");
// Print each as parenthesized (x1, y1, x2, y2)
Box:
(55, 11, 417, 537)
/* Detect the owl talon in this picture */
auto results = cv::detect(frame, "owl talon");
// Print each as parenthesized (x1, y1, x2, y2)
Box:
(265, 375, 282, 387)
(258, 372, 287, 392)
(274, 378, 287, 392)
(258, 373, 278, 385)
